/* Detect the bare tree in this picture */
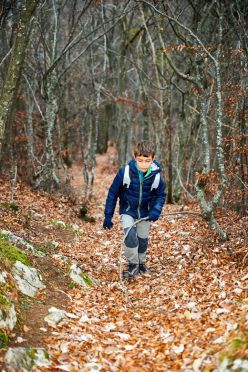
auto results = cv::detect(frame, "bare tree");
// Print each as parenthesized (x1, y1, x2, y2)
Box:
(137, 0, 229, 239)
(0, 0, 38, 143)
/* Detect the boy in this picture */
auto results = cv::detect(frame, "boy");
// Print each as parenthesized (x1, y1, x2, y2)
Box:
(103, 140, 166, 279)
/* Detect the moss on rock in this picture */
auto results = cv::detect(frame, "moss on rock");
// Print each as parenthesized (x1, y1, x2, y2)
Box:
(0, 293, 10, 309)
(0, 238, 30, 267)
(0, 332, 9, 348)
(79, 272, 95, 286)
(27, 348, 37, 363)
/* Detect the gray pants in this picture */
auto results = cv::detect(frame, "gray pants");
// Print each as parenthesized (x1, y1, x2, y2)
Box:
(120, 214, 151, 264)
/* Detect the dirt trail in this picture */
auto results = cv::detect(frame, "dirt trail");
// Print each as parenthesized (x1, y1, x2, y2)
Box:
(11, 256, 70, 348)
(0, 150, 247, 371)
(43, 152, 246, 371)
(0, 149, 118, 370)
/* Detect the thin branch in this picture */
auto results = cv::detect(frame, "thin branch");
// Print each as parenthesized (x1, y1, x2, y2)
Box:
(96, 42, 169, 90)
(161, 211, 203, 218)
(45, 0, 135, 81)
(136, 0, 218, 64)
(23, 74, 45, 121)
(167, 52, 201, 87)
(0, 47, 13, 67)
(172, 164, 194, 200)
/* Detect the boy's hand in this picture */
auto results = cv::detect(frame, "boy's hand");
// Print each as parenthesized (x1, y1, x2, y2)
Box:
(103, 217, 114, 229)
(148, 210, 159, 222)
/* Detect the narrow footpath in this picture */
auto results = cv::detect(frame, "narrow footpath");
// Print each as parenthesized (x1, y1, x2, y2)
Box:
(0, 150, 247, 371)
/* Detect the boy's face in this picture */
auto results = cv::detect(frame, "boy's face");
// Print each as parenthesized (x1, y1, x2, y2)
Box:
(135, 155, 154, 173)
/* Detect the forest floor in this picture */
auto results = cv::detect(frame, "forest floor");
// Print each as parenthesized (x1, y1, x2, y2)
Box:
(0, 148, 247, 371)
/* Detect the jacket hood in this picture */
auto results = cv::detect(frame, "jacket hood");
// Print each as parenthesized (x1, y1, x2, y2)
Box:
(128, 159, 161, 174)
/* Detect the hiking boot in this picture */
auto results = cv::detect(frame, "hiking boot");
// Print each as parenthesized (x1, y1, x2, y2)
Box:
(123, 264, 139, 279)
(139, 263, 151, 274)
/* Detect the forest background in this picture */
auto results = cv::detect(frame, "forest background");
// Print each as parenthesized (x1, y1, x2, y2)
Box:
(0, 1, 247, 370)
(0, 0, 247, 237)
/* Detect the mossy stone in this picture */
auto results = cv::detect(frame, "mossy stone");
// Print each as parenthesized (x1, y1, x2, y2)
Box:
(0, 293, 10, 309)
(0, 238, 30, 266)
(0, 332, 8, 348)
(27, 348, 37, 360)
(79, 273, 95, 286)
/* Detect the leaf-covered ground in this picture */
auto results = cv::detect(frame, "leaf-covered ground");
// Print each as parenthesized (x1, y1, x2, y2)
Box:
(0, 150, 247, 371)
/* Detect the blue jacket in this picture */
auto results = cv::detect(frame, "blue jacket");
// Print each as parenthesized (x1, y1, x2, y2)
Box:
(104, 159, 166, 220)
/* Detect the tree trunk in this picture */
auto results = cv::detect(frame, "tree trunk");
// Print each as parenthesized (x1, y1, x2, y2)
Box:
(39, 70, 60, 191)
(195, 9, 227, 240)
(0, 0, 38, 142)
(25, 95, 34, 185)
(116, 16, 133, 166)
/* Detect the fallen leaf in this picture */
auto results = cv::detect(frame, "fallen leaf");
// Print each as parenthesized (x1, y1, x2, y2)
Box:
(23, 325, 30, 332)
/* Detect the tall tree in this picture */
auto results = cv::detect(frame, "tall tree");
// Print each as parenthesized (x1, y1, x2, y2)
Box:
(0, 0, 39, 144)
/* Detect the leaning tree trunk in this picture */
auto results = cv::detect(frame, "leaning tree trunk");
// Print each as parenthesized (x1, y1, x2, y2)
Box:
(0, 0, 38, 143)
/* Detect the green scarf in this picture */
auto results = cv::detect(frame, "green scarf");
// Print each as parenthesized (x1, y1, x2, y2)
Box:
(136, 163, 152, 182)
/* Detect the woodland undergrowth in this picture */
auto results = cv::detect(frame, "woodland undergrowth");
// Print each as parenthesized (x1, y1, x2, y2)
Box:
(0, 153, 247, 371)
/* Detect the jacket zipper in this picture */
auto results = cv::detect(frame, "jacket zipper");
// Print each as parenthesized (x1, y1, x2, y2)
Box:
(137, 176, 142, 219)
(137, 173, 155, 218)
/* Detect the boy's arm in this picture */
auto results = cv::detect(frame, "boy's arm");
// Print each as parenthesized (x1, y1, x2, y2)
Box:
(148, 177, 166, 221)
(103, 168, 124, 228)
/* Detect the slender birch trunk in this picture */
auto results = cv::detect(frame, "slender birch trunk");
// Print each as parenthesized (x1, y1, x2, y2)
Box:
(88, 4, 107, 195)
(195, 10, 227, 240)
(83, 114, 92, 197)
(200, 99, 211, 173)
(139, 5, 167, 166)
(36, 68, 60, 191)
(36, 0, 60, 191)
(115, 14, 134, 166)
(25, 97, 34, 184)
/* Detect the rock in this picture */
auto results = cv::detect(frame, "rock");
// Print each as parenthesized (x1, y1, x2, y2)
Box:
(44, 307, 67, 325)
(83, 362, 102, 371)
(4, 347, 51, 371)
(12, 261, 45, 297)
(0, 271, 7, 283)
(52, 220, 66, 228)
(71, 223, 80, 232)
(30, 210, 43, 218)
(0, 294, 17, 331)
(0, 230, 35, 253)
(52, 253, 69, 262)
(93, 213, 103, 220)
(44, 307, 79, 327)
(50, 240, 59, 249)
(70, 264, 96, 287)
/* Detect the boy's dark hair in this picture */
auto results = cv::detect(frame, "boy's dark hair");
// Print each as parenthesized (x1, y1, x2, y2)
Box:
(134, 140, 156, 158)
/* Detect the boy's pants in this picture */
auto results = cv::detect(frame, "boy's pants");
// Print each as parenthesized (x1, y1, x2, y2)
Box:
(120, 214, 150, 265)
